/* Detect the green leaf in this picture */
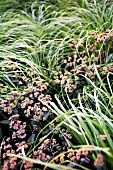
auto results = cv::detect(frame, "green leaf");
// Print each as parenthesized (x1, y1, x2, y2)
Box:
(0, 120, 10, 124)
(106, 54, 113, 63)
(0, 128, 2, 139)
(13, 108, 18, 114)
(43, 111, 50, 121)
(27, 133, 35, 143)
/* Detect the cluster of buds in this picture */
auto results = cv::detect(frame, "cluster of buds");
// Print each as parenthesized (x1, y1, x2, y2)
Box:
(33, 137, 69, 163)
(89, 29, 113, 42)
(33, 139, 51, 162)
(34, 150, 50, 162)
(0, 94, 18, 115)
(52, 30, 112, 94)
(59, 145, 95, 168)
(3, 157, 18, 170)
(2, 143, 15, 158)
(52, 69, 78, 93)
(2, 91, 19, 104)
(94, 153, 105, 169)
(69, 38, 84, 48)
(12, 128, 27, 139)
(22, 93, 51, 121)
(10, 91, 20, 98)
(63, 132, 72, 139)
(9, 115, 27, 139)
(101, 64, 113, 75)
(15, 141, 28, 153)
(87, 44, 95, 51)
(33, 137, 66, 164)
(56, 55, 75, 71)
(67, 145, 92, 162)
(76, 56, 88, 64)
(20, 79, 52, 121)
(69, 38, 78, 48)
(23, 160, 33, 170)
(67, 148, 75, 160)
(1, 138, 29, 169)
(52, 48, 107, 94)
(73, 64, 100, 80)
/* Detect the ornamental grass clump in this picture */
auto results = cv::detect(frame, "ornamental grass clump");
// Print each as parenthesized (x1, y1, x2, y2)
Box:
(0, 56, 39, 95)
(0, 0, 113, 169)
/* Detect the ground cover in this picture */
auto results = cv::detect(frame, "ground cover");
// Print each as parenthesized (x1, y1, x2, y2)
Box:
(0, 0, 113, 169)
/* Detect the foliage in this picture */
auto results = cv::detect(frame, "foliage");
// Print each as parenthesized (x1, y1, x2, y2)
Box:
(0, 0, 113, 170)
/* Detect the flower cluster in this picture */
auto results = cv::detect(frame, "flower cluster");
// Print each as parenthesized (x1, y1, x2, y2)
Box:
(94, 153, 105, 169)
(1, 136, 30, 169)
(58, 145, 106, 169)
(20, 79, 52, 121)
(48, 29, 113, 96)
(89, 29, 113, 42)
(3, 156, 18, 170)
(0, 91, 19, 114)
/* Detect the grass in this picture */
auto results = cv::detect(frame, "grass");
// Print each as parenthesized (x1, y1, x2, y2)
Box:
(0, 0, 113, 169)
